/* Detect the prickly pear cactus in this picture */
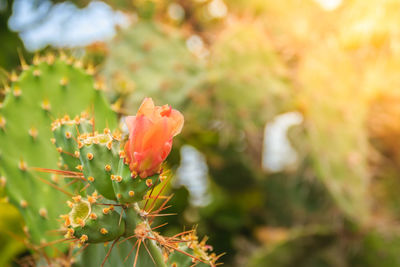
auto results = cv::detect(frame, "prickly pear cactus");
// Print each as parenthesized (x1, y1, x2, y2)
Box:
(50, 111, 220, 266)
(0, 53, 117, 255)
(0, 53, 219, 266)
(101, 20, 204, 111)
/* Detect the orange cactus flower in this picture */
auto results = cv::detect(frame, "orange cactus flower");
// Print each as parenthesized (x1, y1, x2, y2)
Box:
(124, 98, 184, 178)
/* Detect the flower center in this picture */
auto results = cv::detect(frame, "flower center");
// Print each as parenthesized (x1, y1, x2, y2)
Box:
(160, 105, 172, 117)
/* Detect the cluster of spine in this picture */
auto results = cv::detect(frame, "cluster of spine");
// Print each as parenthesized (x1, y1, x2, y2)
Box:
(52, 115, 220, 266)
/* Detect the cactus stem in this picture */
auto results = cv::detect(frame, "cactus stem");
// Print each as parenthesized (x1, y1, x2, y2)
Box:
(124, 206, 167, 267)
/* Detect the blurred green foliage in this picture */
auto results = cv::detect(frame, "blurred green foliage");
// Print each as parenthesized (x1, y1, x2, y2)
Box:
(0, 202, 24, 267)
(0, 0, 29, 71)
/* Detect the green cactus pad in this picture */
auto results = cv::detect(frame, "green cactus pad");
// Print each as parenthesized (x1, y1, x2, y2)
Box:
(112, 158, 159, 203)
(77, 131, 121, 200)
(101, 20, 204, 112)
(51, 115, 93, 171)
(0, 54, 117, 254)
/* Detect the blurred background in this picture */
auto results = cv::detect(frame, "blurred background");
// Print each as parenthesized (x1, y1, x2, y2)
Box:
(2, 0, 400, 266)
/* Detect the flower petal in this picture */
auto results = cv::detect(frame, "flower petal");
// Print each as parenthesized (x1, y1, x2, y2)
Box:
(124, 97, 184, 178)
